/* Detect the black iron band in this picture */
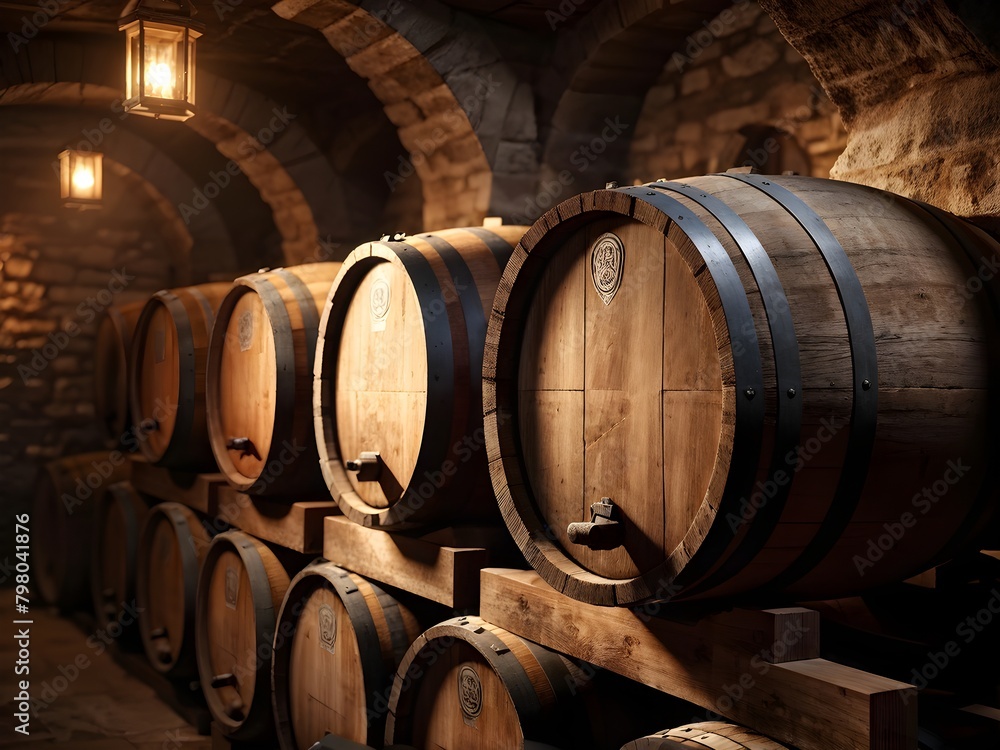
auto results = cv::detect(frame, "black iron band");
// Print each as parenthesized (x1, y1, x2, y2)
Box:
(721, 173, 879, 592)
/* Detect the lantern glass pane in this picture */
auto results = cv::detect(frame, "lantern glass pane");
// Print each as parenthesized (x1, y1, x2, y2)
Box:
(125, 24, 141, 101)
(142, 24, 184, 101)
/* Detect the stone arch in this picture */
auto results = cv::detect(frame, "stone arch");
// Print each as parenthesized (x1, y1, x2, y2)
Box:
(536, 0, 734, 203)
(0, 35, 352, 263)
(0, 92, 240, 280)
(271, 0, 504, 228)
(758, 0, 1000, 225)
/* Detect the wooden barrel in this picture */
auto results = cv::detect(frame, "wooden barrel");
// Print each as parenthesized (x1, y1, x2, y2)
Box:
(195, 531, 291, 742)
(622, 722, 788, 749)
(314, 226, 526, 529)
(484, 174, 1000, 605)
(33, 452, 130, 611)
(128, 282, 231, 471)
(94, 301, 145, 440)
(207, 263, 341, 497)
(272, 561, 421, 750)
(385, 615, 609, 749)
(136, 501, 211, 677)
(90, 480, 150, 644)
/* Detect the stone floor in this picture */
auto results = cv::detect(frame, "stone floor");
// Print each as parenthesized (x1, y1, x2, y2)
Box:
(0, 597, 209, 749)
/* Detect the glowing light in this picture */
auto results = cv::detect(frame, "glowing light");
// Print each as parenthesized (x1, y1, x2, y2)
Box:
(72, 164, 95, 191)
(145, 51, 175, 98)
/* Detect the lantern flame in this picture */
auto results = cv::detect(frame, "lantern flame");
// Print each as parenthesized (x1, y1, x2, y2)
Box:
(72, 164, 95, 191)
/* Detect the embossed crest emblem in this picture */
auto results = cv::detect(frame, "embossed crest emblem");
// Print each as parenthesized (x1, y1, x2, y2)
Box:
(319, 604, 336, 653)
(458, 665, 482, 721)
(237, 310, 254, 352)
(370, 276, 390, 331)
(591, 232, 625, 305)
(224, 567, 238, 609)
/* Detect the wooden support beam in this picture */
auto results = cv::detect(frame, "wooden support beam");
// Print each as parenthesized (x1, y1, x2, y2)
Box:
(129, 456, 226, 515)
(215, 486, 336, 554)
(480, 568, 917, 750)
(322, 516, 510, 609)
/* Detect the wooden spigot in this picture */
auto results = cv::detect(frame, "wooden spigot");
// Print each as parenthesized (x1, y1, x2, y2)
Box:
(567, 498, 624, 551)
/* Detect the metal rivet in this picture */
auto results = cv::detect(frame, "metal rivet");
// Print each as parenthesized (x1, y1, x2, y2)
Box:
(744, 387, 756, 400)
(786, 388, 796, 398)
(605, 180, 619, 189)
(862, 379, 872, 391)
(647, 191, 655, 195)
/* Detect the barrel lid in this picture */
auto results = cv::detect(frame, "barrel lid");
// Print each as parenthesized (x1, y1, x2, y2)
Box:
(328, 244, 429, 511)
(134, 299, 181, 459)
(215, 288, 276, 484)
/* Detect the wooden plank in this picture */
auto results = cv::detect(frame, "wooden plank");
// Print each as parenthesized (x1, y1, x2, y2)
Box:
(323, 515, 509, 609)
(129, 455, 227, 514)
(216, 486, 337, 554)
(480, 568, 917, 750)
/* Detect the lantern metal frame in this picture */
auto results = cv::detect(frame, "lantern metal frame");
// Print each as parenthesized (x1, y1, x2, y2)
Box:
(118, 0, 204, 121)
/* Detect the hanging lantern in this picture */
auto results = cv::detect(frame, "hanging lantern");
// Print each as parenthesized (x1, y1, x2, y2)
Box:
(118, 0, 203, 121)
(59, 149, 103, 209)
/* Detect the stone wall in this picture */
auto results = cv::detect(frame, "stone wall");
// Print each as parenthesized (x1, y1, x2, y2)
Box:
(0, 168, 177, 537)
(629, 2, 847, 182)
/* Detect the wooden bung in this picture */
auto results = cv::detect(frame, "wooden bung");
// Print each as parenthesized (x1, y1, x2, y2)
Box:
(128, 282, 231, 471)
(33, 451, 130, 612)
(196, 530, 292, 743)
(90, 480, 151, 645)
(94, 301, 145, 441)
(484, 174, 1000, 605)
(314, 225, 526, 529)
(207, 263, 342, 497)
(622, 722, 788, 749)
(271, 561, 421, 750)
(136, 501, 211, 678)
(385, 616, 608, 749)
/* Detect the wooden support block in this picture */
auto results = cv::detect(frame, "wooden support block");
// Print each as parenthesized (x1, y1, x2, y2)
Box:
(963, 704, 1000, 722)
(210, 723, 273, 749)
(129, 455, 227, 514)
(322, 515, 512, 609)
(480, 569, 917, 750)
(903, 568, 936, 588)
(215, 486, 337, 554)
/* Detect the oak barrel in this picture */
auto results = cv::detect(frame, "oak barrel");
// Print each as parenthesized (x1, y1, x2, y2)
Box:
(272, 561, 421, 750)
(314, 225, 527, 528)
(384, 615, 605, 749)
(207, 263, 341, 496)
(136, 501, 211, 677)
(128, 283, 231, 470)
(196, 531, 291, 742)
(33, 452, 130, 611)
(484, 174, 1000, 604)
(622, 722, 788, 749)
(95, 301, 145, 440)
(90, 480, 150, 645)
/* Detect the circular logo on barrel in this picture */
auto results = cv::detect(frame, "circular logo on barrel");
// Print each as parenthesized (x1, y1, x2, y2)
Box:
(237, 310, 254, 352)
(319, 604, 336, 653)
(591, 232, 625, 306)
(458, 665, 482, 721)
(224, 567, 238, 609)
(370, 277, 390, 327)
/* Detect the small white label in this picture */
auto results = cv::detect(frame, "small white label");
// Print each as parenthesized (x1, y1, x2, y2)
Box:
(319, 604, 336, 653)
(238, 311, 254, 352)
(370, 276, 390, 332)
(224, 567, 238, 609)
